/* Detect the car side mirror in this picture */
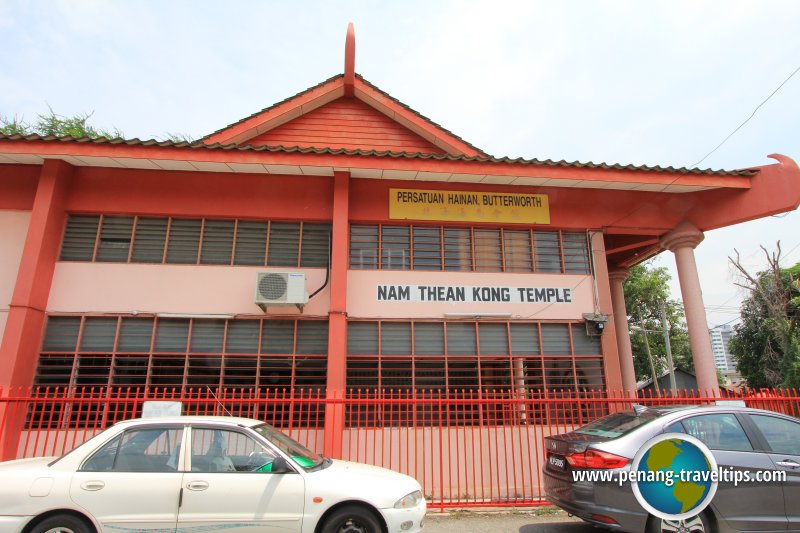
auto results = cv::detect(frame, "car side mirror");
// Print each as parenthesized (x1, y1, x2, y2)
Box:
(270, 455, 294, 474)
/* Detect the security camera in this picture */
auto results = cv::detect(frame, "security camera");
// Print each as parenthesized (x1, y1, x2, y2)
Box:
(582, 312, 608, 336)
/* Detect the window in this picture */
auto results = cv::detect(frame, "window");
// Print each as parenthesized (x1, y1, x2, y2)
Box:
(346, 321, 603, 393)
(60, 214, 331, 268)
(677, 414, 753, 451)
(82, 427, 184, 472)
(190, 428, 275, 473)
(750, 415, 800, 455)
(36, 316, 328, 393)
(350, 224, 590, 274)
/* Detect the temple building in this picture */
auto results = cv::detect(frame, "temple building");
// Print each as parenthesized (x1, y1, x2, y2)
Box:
(1, 25, 799, 462)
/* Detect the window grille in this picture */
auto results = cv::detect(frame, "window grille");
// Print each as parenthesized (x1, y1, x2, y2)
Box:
(60, 214, 331, 268)
(351, 224, 590, 274)
(36, 316, 329, 394)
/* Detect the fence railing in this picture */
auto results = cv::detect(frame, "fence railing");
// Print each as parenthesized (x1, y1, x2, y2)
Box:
(1, 387, 798, 510)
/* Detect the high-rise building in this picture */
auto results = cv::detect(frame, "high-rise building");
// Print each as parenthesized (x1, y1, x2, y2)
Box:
(710, 324, 735, 371)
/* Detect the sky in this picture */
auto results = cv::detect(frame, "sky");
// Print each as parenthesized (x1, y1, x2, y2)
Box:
(1, 0, 798, 328)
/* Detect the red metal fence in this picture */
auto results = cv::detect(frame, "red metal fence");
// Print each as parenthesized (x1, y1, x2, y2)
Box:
(1, 387, 798, 510)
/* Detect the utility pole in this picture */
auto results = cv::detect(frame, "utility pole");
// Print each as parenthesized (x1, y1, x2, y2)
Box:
(640, 326, 660, 394)
(660, 301, 677, 393)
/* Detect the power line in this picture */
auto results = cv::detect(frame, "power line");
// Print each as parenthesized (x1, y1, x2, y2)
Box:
(691, 65, 800, 167)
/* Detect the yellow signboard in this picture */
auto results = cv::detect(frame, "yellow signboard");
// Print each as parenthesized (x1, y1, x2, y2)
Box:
(389, 188, 550, 224)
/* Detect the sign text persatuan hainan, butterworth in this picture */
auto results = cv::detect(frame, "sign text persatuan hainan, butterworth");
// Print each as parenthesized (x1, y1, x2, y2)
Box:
(389, 188, 550, 224)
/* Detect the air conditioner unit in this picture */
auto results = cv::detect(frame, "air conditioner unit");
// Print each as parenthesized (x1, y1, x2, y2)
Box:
(255, 272, 308, 311)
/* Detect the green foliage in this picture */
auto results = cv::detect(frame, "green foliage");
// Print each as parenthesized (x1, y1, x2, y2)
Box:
(730, 261, 800, 388)
(1, 108, 123, 139)
(623, 263, 692, 383)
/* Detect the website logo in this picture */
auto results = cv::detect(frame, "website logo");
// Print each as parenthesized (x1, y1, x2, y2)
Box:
(630, 433, 719, 521)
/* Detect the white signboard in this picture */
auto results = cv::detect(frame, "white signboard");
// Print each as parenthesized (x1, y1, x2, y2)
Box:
(377, 284, 573, 304)
(142, 401, 183, 418)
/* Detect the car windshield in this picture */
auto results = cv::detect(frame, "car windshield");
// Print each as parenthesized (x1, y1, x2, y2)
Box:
(251, 423, 325, 469)
(574, 410, 663, 438)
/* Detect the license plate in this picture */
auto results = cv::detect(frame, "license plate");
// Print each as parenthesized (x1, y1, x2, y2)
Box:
(548, 454, 566, 470)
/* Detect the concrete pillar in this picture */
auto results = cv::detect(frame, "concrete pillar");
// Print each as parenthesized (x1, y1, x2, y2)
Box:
(660, 222, 720, 396)
(0, 159, 72, 460)
(323, 171, 350, 458)
(608, 269, 637, 394)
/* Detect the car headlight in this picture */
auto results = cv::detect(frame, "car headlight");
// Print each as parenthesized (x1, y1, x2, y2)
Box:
(394, 490, 423, 509)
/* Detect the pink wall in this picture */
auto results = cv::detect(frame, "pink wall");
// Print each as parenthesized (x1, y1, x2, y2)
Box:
(346, 270, 595, 319)
(47, 264, 330, 317)
(0, 210, 32, 343)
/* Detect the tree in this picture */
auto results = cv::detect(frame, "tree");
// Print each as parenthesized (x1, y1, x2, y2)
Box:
(623, 262, 692, 383)
(1, 108, 123, 138)
(728, 244, 800, 389)
(0, 108, 193, 142)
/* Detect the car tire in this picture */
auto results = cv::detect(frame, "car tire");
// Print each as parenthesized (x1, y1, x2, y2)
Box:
(320, 505, 383, 533)
(30, 514, 92, 533)
(646, 511, 714, 533)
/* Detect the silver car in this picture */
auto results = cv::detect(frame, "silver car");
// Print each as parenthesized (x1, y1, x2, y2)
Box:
(543, 405, 800, 532)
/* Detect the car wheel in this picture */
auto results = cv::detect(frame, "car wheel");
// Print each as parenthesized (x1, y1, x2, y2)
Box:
(30, 514, 92, 533)
(647, 512, 713, 533)
(321, 505, 382, 533)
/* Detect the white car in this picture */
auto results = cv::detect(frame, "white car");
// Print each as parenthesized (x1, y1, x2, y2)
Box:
(0, 416, 425, 533)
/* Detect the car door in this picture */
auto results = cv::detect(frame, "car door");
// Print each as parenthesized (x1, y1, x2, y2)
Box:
(178, 426, 305, 533)
(667, 412, 787, 531)
(747, 413, 800, 530)
(70, 425, 185, 533)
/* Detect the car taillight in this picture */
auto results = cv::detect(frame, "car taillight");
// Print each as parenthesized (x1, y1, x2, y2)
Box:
(565, 448, 629, 469)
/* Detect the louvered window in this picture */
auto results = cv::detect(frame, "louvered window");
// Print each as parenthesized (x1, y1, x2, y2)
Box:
(80, 317, 117, 352)
(510, 323, 539, 355)
(446, 322, 476, 355)
(347, 322, 378, 355)
(381, 322, 411, 355)
(96, 217, 133, 262)
(118, 318, 154, 352)
(563, 232, 591, 274)
(412, 227, 441, 270)
(503, 230, 533, 272)
(155, 319, 190, 353)
(474, 229, 502, 271)
(225, 321, 259, 353)
(479, 323, 509, 355)
(59, 215, 330, 268)
(571, 323, 601, 354)
(131, 218, 168, 263)
(296, 321, 329, 354)
(541, 323, 570, 354)
(42, 316, 81, 351)
(35, 316, 328, 395)
(414, 323, 444, 355)
(261, 321, 295, 354)
(200, 220, 235, 265)
(443, 228, 472, 271)
(234, 221, 268, 265)
(166, 219, 202, 264)
(349, 225, 378, 269)
(351, 224, 589, 274)
(268, 222, 301, 267)
(345, 320, 606, 425)
(60, 215, 100, 261)
(381, 226, 410, 270)
(534, 232, 562, 273)
(189, 320, 225, 353)
(300, 224, 331, 267)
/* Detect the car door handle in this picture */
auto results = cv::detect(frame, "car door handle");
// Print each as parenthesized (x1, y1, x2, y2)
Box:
(80, 481, 105, 491)
(186, 481, 209, 491)
(775, 460, 800, 469)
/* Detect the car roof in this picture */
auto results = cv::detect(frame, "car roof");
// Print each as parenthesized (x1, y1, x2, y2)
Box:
(633, 404, 798, 420)
(113, 415, 264, 428)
